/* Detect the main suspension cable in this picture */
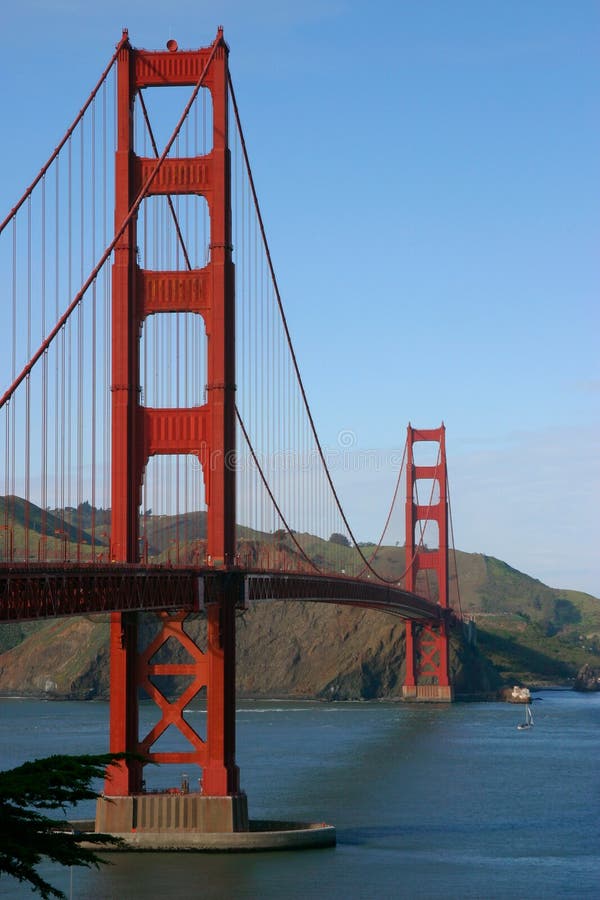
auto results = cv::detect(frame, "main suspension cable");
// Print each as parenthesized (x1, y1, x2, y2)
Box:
(235, 408, 321, 573)
(137, 89, 193, 272)
(228, 72, 414, 586)
(355, 441, 407, 578)
(0, 31, 222, 411)
(447, 472, 463, 619)
(0, 32, 129, 236)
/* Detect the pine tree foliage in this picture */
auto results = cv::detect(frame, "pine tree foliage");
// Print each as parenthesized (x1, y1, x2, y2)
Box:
(0, 754, 125, 899)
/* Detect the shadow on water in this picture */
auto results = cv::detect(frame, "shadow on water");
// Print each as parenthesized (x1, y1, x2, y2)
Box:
(337, 817, 548, 846)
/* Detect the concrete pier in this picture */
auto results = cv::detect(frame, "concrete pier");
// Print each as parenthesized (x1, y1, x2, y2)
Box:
(95, 793, 249, 835)
(92, 793, 335, 850)
(402, 684, 454, 701)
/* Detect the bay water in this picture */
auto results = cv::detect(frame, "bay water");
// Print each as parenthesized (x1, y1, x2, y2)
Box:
(0, 691, 598, 898)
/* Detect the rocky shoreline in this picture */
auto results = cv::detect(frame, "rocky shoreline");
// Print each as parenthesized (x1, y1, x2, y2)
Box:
(574, 664, 600, 692)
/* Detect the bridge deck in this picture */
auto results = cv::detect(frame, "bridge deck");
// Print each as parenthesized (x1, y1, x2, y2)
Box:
(0, 564, 446, 623)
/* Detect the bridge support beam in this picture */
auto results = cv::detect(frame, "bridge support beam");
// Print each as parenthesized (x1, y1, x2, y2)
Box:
(402, 425, 453, 701)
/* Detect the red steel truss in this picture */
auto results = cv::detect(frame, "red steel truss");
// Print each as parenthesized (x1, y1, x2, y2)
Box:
(0, 565, 201, 619)
(108, 30, 238, 797)
(0, 566, 448, 623)
(403, 425, 452, 698)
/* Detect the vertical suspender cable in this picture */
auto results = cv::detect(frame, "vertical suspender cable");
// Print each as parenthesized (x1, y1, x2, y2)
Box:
(91, 96, 97, 555)
(229, 74, 410, 584)
(41, 175, 48, 555)
(54, 160, 60, 551)
(25, 198, 32, 557)
(0, 34, 127, 237)
(64, 136, 72, 544)
(77, 117, 85, 556)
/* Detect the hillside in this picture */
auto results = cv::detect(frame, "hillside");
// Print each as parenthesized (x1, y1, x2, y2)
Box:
(0, 604, 501, 701)
(0, 501, 598, 698)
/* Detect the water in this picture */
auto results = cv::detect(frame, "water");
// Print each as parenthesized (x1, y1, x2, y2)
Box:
(1, 692, 599, 898)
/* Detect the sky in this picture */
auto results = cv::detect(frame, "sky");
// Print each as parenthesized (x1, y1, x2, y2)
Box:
(0, 1, 598, 595)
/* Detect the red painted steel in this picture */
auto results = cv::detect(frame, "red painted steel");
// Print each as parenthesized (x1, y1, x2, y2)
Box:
(245, 573, 446, 620)
(0, 565, 201, 620)
(0, 566, 445, 623)
(403, 425, 451, 691)
(136, 269, 211, 317)
(107, 30, 239, 797)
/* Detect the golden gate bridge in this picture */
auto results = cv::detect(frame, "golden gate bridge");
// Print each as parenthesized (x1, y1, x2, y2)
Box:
(0, 29, 462, 838)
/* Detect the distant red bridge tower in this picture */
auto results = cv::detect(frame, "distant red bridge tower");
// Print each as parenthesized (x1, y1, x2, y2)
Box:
(402, 425, 453, 701)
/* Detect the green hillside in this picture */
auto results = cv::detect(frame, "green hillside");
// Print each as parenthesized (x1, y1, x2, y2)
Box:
(0, 500, 598, 695)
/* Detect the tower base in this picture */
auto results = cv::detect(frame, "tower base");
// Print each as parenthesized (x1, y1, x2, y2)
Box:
(402, 684, 454, 702)
(95, 792, 249, 834)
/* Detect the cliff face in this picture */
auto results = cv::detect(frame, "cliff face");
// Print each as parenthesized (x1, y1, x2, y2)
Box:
(0, 616, 109, 699)
(238, 603, 412, 700)
(0, 603, 500, 701)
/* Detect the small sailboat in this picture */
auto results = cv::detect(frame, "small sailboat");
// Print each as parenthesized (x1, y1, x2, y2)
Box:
(517, 703, 534, 730)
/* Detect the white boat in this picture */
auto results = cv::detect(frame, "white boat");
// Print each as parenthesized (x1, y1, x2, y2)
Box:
(517, 704, 534, 730)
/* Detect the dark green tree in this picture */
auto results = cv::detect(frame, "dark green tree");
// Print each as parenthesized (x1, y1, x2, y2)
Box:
(0, 753, 124, 899)
(329, 532, 351, 548)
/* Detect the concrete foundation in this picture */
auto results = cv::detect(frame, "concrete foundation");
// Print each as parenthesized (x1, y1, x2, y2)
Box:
(77, 818, 335, 851)
(95, 793, 249, 835)
(402, 684, 454, 702)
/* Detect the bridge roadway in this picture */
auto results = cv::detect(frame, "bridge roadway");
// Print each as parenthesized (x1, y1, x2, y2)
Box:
(0, 564, 449, 624)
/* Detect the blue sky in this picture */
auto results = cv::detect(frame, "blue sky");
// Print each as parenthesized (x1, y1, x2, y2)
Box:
(0, 1, 598, 595)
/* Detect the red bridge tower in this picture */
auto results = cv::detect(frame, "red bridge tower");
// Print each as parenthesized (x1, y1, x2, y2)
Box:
(402, 425, 453, 701)
(97, 30, 247, 834)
